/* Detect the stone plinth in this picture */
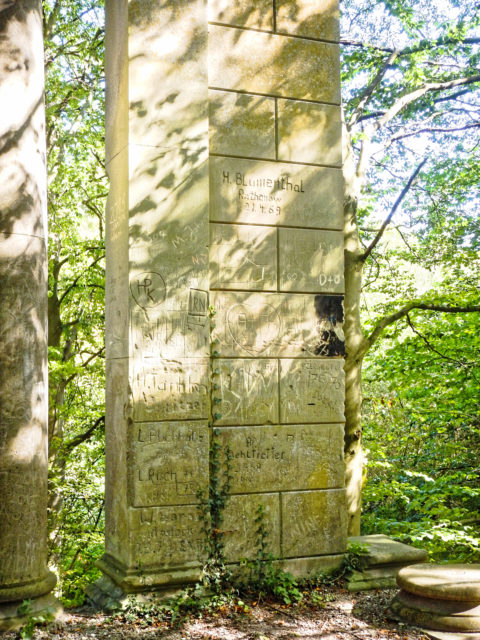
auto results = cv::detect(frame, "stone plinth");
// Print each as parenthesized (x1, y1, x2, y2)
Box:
(0, 0, 59, 628)
(347, 534, 428, 591)
(99, 0, 346, 600)
(390, 564, 480, 634)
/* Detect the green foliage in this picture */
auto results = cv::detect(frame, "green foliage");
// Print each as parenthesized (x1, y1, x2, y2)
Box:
(17, 600, 55, 640)
(43, 0, 106, 604)
(241, 505, 303, 605)
(342, 542, 370, 573)
(362, 311, 480, 561)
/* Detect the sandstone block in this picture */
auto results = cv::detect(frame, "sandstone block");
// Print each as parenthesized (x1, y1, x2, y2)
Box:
(209, 157, 343, 230)
(209, 25, 340, 103)
(208, 0, 273, 30)
(218, 424, 345, 492)
(277, 99, 342, 166)
(128, 0, 207, 150)
(105, 147, 129, 360)
(131, 358, 209, 421)
(222, 494, 281, 562)
(211, 291, 340, 357)
(282, 489, 347, 557)
(127, 505, 206, 568)
(348, 534, 429, 568)
(213, 359, 279, 425)
(209, 90, 275, 159)
(397, 564, 480, 602)
(280, 358, 345, 423)
(105, 1, 127, 164)
(210, 223, 277, 291)
(391, 590, 480, 632)
(130, 421, 209, 507)
(276, 0, 340, 41)
(279, 228, 344, 293)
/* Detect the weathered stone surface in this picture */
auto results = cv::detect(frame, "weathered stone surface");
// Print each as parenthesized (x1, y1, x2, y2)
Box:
(0, 594, 62, 632)
(210, 223, 277, 291)
(282, 490, 347, 557)
(130, 303, 209, 360)
(209, 26, 341, 103)
(105, 0, 127, 164)
(422, 632, 480, 640)
(0, 1, 56, 607)
(127, 506, 206, 569)
(208, 0, 273, 30)
(218, 424, 345, 492)
(397, 564, 480, 602)
(128, 144, 209, 297)
(276, 0, 340, 42)
(209, 157, 343, 230)
(222, 494, 281, 562)
(131, 358, 209, 422)
(102, 0, 345, 591)
(280, 555, 344, 577)
(209, 90, 275, 159)
(105, 147, 129, 360)
(391, 590, 480, 632)
(280, 359, 345, 423)
(104, 357, 130, 567)
(211, 291, 344, 357)
(277, 99, 342, 166)
(348, 534, 429, 568)
(130, 422, 209, 507)
(279, 228, 344, 293)
(213, 359, 279, 425)
(128, 0, 208, 151)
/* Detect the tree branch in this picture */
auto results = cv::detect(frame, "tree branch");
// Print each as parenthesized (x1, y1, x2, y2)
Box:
(362, 302, 480, 356)
(349, 51, 400, 129)
(371, 74, 480, 134)
(392, 122, 480, 142)
(360, 159, 426, 262)
(63, 416, 105, 455)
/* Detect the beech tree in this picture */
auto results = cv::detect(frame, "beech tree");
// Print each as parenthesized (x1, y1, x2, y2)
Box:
(340, 0, 480, 533)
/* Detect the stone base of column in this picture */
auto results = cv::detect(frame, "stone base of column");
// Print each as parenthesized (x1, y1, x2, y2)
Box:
(87, 554, 202, 610)
(0, 570, 56, 604)
(0, 593, 62, 632)
(87, 553, 345, 611)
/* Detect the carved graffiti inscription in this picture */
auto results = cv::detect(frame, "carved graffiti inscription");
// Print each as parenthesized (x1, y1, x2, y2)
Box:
(128, 506, 206, 567)
(131, 359, 209, 421)
(210, 157, 343, 229)
(280, 359, 345, 423)
(214, 359, 279, 425)
(218, 424, 345, 493)
(130, 421, 209, 507)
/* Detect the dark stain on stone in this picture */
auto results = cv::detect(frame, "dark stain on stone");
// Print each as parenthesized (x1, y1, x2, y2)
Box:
(314, 295, 345, 357)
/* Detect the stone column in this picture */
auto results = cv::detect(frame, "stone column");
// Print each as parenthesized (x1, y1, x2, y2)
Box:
(99, 0, 346, 601)
(0, 0, 59, 629)
(97, 0, 210, 597)
(208, 0, 347, 573)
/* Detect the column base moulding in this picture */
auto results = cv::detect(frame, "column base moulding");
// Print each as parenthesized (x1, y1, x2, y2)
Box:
(0, 570, 57, 603)
(0, 594, 62, 632)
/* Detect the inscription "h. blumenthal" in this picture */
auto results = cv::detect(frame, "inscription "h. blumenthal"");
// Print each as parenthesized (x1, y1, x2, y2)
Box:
(223, 171, 305, 193)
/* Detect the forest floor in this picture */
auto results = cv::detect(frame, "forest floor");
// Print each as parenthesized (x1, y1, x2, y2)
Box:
(1, 584, 434, 640)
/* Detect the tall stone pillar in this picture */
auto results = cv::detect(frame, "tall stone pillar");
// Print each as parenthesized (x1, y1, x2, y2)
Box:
(99, 0, 346, 601)
(208, 0, 347, 573)
(98, 0, 210, 596)
(0, 0, 59, 629)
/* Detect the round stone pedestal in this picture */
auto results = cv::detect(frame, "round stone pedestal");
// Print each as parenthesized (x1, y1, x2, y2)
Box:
(0, 594, 62, 632)
(390, 564, 480, 634)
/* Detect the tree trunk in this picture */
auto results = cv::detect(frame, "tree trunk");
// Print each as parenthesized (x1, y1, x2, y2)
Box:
(342, 125, 367, 536)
